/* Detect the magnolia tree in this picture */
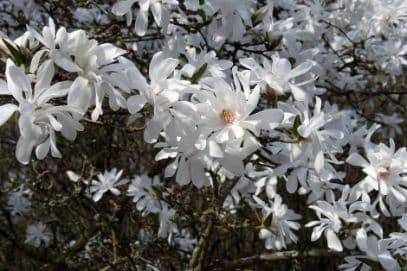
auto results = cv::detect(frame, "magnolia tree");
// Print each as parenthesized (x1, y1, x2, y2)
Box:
(0, 0, 406, 270)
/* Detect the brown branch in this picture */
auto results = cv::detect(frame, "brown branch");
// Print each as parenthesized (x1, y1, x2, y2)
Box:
(211, 249, 344, 270)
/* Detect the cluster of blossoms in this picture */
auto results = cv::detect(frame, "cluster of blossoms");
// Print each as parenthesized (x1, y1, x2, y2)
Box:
(0, 0, 406, 269)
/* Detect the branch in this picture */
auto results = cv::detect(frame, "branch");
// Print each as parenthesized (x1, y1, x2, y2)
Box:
(212, 249, 344, 270)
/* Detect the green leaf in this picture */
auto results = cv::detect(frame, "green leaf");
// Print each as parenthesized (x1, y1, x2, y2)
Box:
(262, 212, 273, 228)
(358, 258, 382, 271)
(252, 6, 269, 27)
(179, 53, 188, 64)
(266, 35, 282, 51)
(151, 185, 163, 199)
(197, 9, 206, 21)
(292, 115, 304, 140)
(191, 63, 207, 83)
(1, 38, 26, 65)
(288, 57, 296, 66)
(277, 94, 290, 102)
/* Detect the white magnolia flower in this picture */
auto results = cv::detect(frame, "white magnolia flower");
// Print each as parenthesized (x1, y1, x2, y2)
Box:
(27, 18, 82, 72)
(347, 137, 407, 216)
(204, 0, 253, 43)
(156, 117, 212, 188)
(0, 59, 83, 164)
(112, 0, 177, 36)
(180, 47, 232, 80)
(90, 168, 128, 202)
(195, 76, 284, 145)
(28, 19, 128, 121)
(389, 215, 407, 257)
(25, 222, 51, 248)
(306, 200, 357, 252)
(127, 175, 162, 215)
(356, 235, 401, 271)
(240, 54, 316, 101)
(157, 202, 177, 240)
(255, 195, 301, 250)
(7, 185, 32, 216)
(126, 52, 188, 118)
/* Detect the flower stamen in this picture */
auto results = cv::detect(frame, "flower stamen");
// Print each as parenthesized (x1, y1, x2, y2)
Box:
(220, 109, 236, 124)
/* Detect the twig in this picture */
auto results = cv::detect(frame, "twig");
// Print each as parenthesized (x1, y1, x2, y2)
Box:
(212, 249, 344, 270)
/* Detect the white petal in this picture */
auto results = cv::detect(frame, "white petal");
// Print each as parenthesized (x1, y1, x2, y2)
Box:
(127, 95, 147, 114)
(176, 158, 190, 186)
(314, 151, 324, 174)
(346, 153, 369, 168)
(135, 10, 148, 36)
(326, 229, 342, 252)
(0, 104, 18, 126)
(112, 0, 137, 16)
(290, 84, 307, 101)
(35, 138, 50, 160)
(377, 251, 400, 271)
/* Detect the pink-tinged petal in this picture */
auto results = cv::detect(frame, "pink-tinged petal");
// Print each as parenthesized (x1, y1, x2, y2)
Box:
(0, 104, 18, 126)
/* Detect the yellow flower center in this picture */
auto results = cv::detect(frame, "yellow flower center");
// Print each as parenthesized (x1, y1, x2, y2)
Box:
(220, 109, 236, 124)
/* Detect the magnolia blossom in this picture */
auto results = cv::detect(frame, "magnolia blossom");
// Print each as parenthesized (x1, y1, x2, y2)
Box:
(179, 47, 233, 80)
(0, 59, 83, 164)
(112, 0, 177, 36)
(126, 51, 185, 118)
(195, 76, 284, 145)
(127, 175, 162, 215)
(25, 222, 51, 248)
(255, 195, 301, 250)
(204, 0, 253, 43)
(347, 138, 407, 216)
(240, 55, 316, 101)
(90, 168, 128, 202)
(7, 185, 32, 216)
(28, 19, 129, 121)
